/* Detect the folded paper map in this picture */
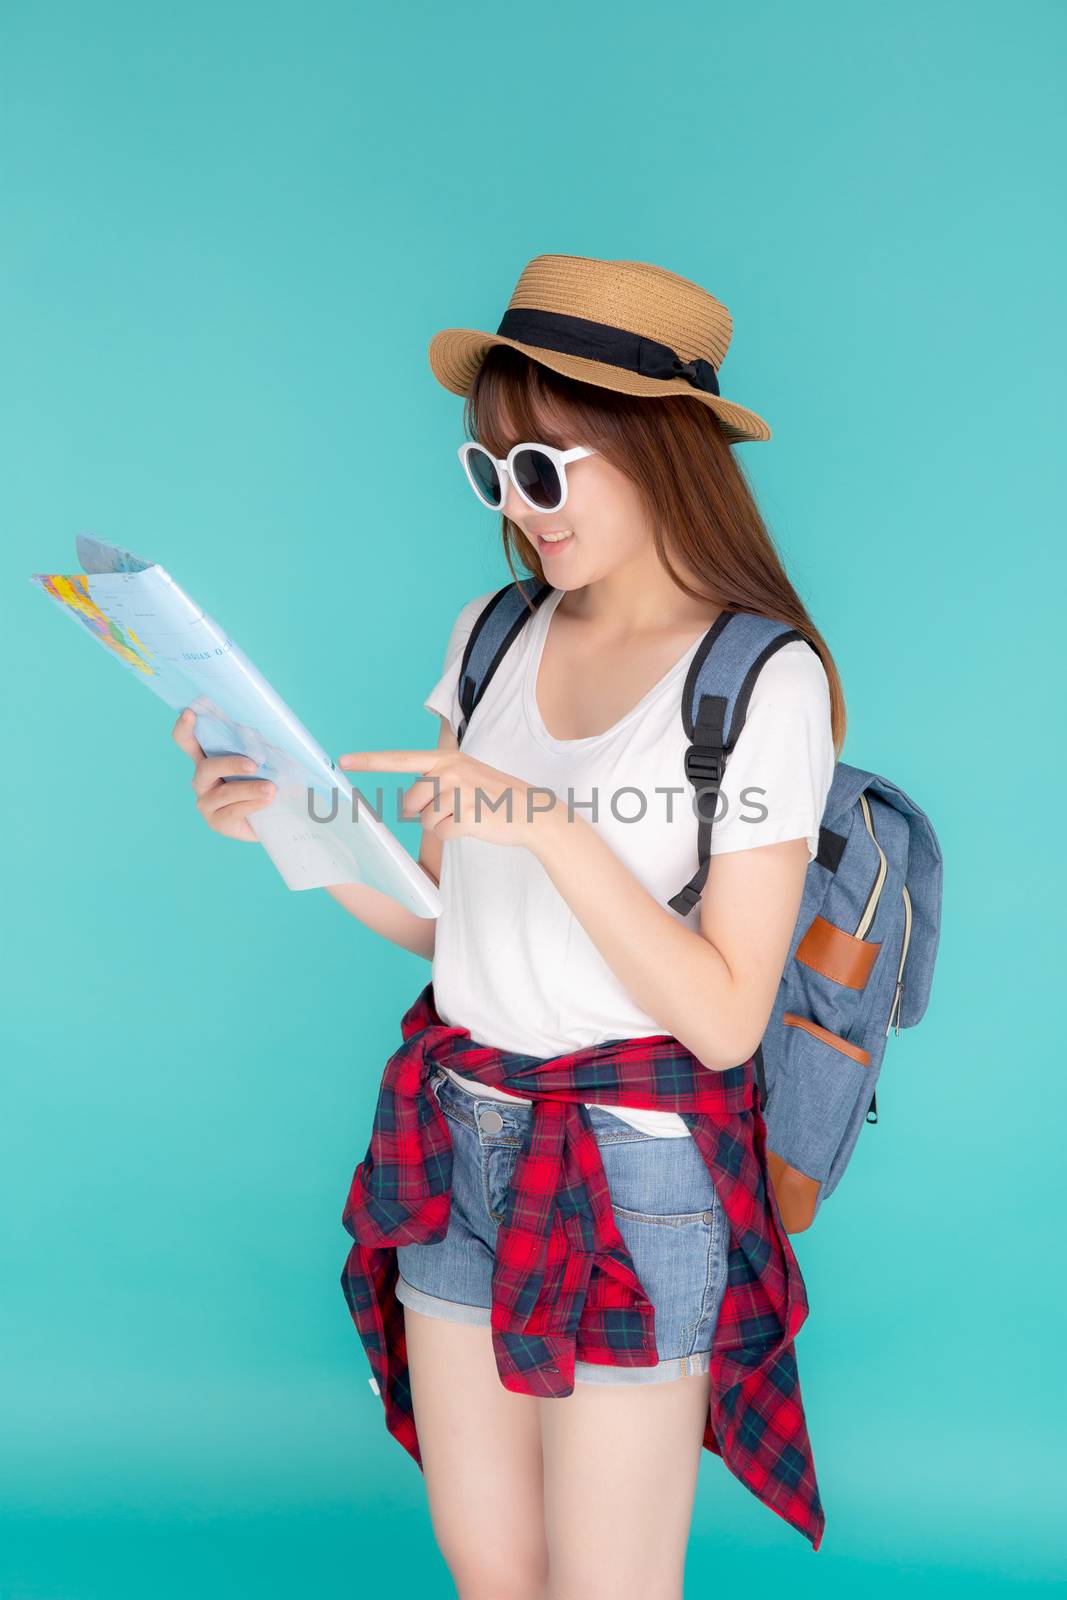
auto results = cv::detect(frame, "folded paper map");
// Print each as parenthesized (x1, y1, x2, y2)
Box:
(31, 533, 442, 916)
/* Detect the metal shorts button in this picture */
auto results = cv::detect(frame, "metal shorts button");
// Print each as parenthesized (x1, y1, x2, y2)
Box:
(479, 1109, 505, 1135)
(702, 1210, 714, 1224)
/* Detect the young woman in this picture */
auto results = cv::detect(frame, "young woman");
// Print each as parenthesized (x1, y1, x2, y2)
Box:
(173, 255, 843, 1599)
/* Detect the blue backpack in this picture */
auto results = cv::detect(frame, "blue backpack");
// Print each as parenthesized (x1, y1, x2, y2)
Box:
(454, 578, 945, 1232)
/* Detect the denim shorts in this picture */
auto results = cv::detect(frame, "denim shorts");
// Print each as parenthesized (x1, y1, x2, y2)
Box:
(395, 1065, 730, 1383)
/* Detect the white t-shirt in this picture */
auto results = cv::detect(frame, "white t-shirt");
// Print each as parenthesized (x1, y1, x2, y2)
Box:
(423, 585, 836, 1137)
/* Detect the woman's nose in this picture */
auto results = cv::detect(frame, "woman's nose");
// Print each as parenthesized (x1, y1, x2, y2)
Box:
(499, 468, 528, 522)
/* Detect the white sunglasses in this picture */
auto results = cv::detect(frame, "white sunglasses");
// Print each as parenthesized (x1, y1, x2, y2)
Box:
(457, 440, 597, 514)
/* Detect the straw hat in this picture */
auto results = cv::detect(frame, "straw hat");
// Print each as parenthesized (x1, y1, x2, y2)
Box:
(427, 253, 771, 445)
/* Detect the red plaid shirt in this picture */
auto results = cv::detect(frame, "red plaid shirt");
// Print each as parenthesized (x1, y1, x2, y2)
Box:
(341, 983, 825, 1552)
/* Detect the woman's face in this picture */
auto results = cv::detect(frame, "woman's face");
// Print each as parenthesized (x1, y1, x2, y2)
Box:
(495, 402, 657, 591)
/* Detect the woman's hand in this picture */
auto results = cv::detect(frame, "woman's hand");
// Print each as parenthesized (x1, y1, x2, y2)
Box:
(337, 747, 562, 854)
(171, 708, 277, 842)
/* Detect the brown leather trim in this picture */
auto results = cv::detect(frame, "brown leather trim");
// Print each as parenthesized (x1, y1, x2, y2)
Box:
(782, 1011, 872, 1067)
(795, 914, 881, 989)
(766, 1150, 820, 1233)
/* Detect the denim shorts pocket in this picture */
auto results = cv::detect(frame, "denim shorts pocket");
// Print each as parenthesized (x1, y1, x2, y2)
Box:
(595, 1124, 720, 1219)
(611, 1200, 719, 1226)
(608, 1192, 726, 1360)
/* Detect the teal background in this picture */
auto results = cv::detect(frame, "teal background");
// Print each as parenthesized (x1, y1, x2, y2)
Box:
(2, 1, 1064, 1594)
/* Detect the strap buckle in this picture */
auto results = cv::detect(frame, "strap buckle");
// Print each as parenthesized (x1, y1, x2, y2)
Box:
(684, 744, 724, 786)
(667, 883, 703, 916)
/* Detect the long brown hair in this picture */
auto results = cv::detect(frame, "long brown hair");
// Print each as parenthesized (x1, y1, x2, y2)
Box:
(465, 344, 846, 756)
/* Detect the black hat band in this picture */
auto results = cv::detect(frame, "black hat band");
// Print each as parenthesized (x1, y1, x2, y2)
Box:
(495, 307, 721, 397)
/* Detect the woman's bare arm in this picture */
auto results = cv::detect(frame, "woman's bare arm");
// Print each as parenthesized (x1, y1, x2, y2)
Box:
(531, 807, 809, 1071)
(321, 715, 457, 958)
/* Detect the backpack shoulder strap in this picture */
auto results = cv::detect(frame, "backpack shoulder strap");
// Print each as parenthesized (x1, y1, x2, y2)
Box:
(456, 576, 553, 745)
(668, 609, 816, 916)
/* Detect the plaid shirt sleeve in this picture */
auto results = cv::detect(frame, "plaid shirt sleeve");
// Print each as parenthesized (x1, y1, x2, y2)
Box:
(341, 983, 826, 1552)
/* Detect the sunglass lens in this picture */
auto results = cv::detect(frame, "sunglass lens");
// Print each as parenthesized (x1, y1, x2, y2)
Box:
(512, 449, 563, 511)
(467, 448, 502, 506)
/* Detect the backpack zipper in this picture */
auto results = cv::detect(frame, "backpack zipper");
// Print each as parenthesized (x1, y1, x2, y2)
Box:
(885, 883, 912, 1036)
(854, 793, 912, 1036)
(854, 792, 887, 938)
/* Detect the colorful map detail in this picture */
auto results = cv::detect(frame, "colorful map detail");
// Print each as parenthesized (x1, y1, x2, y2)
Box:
(32, 572, 156, 675)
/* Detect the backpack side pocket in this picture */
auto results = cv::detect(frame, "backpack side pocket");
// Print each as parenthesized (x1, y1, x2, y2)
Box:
(794, 916, 881, 990)
(763, 1014, 879, 1231)
(782, 1012, 870, 1065)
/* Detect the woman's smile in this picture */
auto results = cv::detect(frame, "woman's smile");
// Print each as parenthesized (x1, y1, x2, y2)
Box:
(535, 528, 575, 553)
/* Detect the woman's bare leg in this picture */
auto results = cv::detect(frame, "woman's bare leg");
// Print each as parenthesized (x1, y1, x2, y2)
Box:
(539, 1371, 711, 1600)
(404, 1304, 550, 1600)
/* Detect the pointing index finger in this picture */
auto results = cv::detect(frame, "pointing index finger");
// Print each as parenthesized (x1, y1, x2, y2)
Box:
(337, 750, 443, 772)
